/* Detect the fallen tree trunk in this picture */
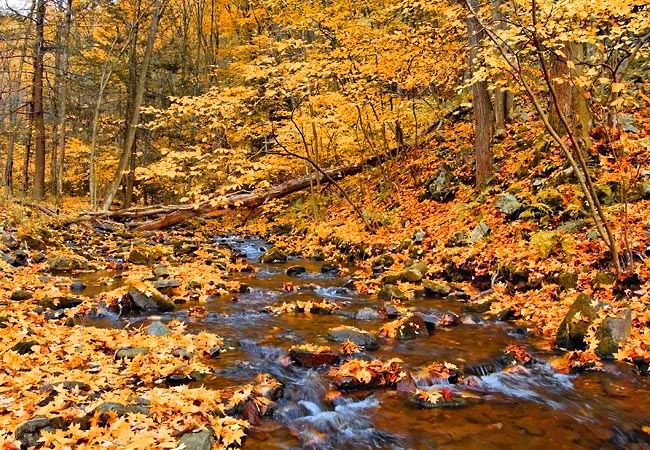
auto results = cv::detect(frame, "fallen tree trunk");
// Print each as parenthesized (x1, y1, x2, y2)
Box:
(132, 161, 369, 231)
(74, 149, 400, 231)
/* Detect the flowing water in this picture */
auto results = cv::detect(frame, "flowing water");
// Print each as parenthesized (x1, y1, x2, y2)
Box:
(80, 236, 650, 450)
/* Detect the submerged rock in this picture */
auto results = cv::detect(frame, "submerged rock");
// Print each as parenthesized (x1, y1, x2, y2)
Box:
(356, 308, 381, 321)
(259, 247, 288, 263)
(286, 266, 307, 276)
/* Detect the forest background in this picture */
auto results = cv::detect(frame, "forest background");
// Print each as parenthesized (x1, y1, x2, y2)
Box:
(1, 0, 650, 387)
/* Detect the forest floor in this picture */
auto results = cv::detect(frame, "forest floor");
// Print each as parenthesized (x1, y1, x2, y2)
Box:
(1, 115, 650, 448)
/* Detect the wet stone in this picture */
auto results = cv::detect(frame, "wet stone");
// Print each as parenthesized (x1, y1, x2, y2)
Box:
(259, 247, 288, 263)
(147, 320, 171, 336)
(378, 284, 407, 301)
(127, 288, 175, 313)
(70, 281, 87, 293)
(356, 308, 381, 321)
(327, 325, 379, 350)
(286, 266, 307, 276)
(422, 280, 452, 297)
(320, 262, 339, 274)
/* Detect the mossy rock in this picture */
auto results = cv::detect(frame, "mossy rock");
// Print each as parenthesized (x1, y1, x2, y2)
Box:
(422, 280, 451, 297)
(556, 272, 578, 291)
(378, 284, 408, 301)
(595, 309, 632, 359)
(556, 293, 600, 350)
(259, 247, 288, 264)
(128, 245, 163, 265)
(47, 254, 93, 272)
(400, 268, 424, 283)
(326, 325, 379, 350)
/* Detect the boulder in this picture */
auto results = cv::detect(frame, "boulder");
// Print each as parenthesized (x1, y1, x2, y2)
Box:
(153, 264, 170, 279)
(378, 284, 407, 301)
(555, 293, 600, 350)
(10, 289, 32, 301)
(595, 309, 632, 359)
(400, 268, 423, 283)
(147, 320, 171, 336)
(128, 245, 163, 265)
(396, 315, 429, 340)
(286, 266, 307, 276)
(17, 232, 46, 250)
(356, 308, 381, 321)
(16, 417, 65, 449)
(115, 347, 150, 360)
(38, 296, 83, 310)
(494, 192, 522, 219)
(556, 272, 578, 291)
(259, 247, 287, 264)
(327, 325, 379, 350)
(178, 430, 215, 450)
(47, 254, 92, 272)
(422, 168, 456, 202)
(422, 280, 451, 297)
(289, 348, 339, 367)
(127, 285, 175, 312)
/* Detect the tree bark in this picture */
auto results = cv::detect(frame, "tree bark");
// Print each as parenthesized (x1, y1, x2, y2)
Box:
(466, 0, 494, 187)
(53, 0, 74, 205)
(101, 0, 166, 210)
(32, 0, 46, 200)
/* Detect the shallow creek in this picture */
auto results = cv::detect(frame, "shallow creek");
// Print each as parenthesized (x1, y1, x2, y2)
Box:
(79, 236, 650, 450)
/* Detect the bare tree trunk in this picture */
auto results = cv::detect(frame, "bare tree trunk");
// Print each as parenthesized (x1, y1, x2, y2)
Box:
(32, 0, 46, 200)
(101, 0, 166, 210)
(53, 0, 74, 205)
(466, 0, 494, 187)
(124, 0, 141, 209)
(4, 4, 35, 193)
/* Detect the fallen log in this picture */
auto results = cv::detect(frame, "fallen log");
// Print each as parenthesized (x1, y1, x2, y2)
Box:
(132, 161, 368, 231)
(76, 148, 400, 231)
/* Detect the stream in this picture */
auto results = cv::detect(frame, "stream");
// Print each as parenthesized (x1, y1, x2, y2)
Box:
(79, 236, 650, 449)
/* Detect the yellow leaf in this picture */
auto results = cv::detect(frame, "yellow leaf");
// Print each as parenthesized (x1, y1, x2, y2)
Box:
(611, 82, 625, 93)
